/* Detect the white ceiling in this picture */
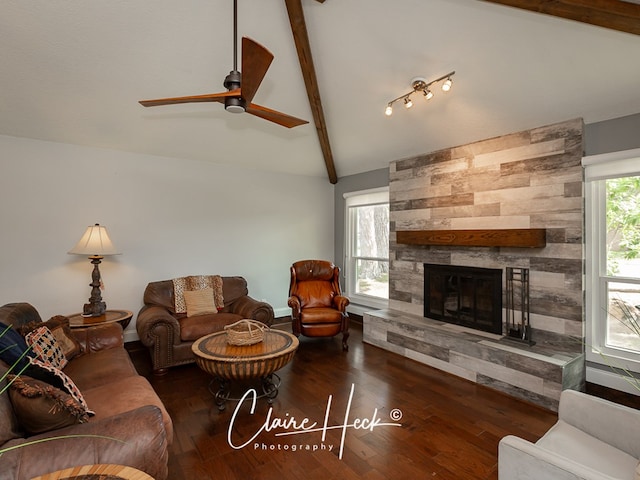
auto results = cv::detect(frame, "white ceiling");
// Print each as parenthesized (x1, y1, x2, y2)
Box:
(2, 0, 639, 181)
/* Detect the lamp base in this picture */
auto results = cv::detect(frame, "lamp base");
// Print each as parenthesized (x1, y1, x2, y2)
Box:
(82, 255, 107, 317)
(83, 301, 107, 317)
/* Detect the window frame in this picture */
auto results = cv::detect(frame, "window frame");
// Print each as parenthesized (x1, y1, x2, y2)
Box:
(343, 187, 389, 310)
(584, 148, 640, 384)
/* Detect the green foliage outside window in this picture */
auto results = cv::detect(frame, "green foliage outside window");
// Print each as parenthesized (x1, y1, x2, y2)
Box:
(606, 176, 640, 275)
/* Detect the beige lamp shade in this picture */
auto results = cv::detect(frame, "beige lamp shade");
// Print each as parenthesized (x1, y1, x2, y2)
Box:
(68, 223, 120, 257)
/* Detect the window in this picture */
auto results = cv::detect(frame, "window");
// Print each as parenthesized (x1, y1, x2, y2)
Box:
(584, 149, 640, 385)
(344, 187, 389, 308)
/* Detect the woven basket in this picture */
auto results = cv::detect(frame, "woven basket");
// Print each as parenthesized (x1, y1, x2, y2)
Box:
(224, 319, 268, 346)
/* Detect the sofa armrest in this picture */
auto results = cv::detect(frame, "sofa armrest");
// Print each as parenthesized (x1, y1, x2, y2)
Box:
(0, 405, 168, 480)
(228, 296, 274, 326)
(558, 389, 640, 459)
(136, 305, 181, 348)
(71, 323, 124, 353)
(498, 434, 613, 480)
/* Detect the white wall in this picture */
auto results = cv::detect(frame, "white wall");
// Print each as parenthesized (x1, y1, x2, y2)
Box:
(0, 135, 334, 341)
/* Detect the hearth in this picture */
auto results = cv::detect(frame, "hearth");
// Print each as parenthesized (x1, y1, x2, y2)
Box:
(424, 264, 502, 334)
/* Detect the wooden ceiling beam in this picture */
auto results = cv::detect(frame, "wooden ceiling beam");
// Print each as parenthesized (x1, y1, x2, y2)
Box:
(285, 0, 338, 184)
(479, 0, 640, 36)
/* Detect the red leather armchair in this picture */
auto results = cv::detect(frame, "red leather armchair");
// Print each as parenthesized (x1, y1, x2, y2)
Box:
(287, 260, 350, 351)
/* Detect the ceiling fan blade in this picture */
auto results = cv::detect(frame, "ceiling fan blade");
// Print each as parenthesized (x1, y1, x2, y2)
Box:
(139, 89, 241, 107)
(240, 37, 274, 104)
(246, 103, 308, 128)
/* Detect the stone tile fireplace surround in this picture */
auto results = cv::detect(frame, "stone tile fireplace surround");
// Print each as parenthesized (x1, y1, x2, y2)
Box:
(363, 118, 586, 411)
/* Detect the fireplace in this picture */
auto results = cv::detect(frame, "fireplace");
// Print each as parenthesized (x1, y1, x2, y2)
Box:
(424, 264, 502, 334)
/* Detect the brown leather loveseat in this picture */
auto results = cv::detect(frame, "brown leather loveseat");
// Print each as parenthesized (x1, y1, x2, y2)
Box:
(0, 302, 172, 480)
(136, 275, 274, 375)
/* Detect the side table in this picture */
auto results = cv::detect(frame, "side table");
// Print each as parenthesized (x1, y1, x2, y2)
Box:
(67, 309, 133, 330)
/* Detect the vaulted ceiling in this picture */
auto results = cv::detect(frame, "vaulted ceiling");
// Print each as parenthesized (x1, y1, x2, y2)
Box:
(2, 0, 639, 183)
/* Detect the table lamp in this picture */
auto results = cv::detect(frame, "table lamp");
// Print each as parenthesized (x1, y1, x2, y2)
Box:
(68, 223, 121, 317)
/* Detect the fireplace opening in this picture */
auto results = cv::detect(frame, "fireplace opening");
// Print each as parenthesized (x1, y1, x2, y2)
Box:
(424, 264, 502, 334)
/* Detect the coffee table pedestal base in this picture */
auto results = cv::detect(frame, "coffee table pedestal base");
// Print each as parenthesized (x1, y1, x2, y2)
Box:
(209, 373, 281, 411)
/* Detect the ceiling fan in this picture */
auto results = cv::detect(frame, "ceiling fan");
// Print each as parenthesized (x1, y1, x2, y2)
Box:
(138, 0, 308, 128)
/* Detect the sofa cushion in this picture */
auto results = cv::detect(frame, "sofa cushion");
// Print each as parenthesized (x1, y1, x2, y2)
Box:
(25, 326, 68, 369)
(82, 375, 174, 442)
(63, 347, 138, 391)
(20, 315, 83, 361)
(8, 375, 89, 434)
(184, 288, 218, 317)
(537, 420, 639, 479)
(179, 312, 243, 341)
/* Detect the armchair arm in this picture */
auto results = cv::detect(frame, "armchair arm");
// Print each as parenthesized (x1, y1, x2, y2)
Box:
(135, 305, 181, 349)
(498, 435, 612, 480)
(287, 296, 301, 319)
(558, 389, 640, 459)
(71, 323, 123, 353)
(333, 295, 350, 313)
(228, 296, 274, 326)
(1, 405, 168, 480)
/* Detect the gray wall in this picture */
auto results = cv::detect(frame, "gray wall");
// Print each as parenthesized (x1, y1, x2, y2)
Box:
(585, 112, 640, 155)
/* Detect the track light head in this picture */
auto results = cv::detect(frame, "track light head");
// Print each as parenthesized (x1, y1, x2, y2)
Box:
(404, 97, 413, 109)
(423, 89, 433, 100)
(442, 77, 452, 92)
(385, 104, 393, 116)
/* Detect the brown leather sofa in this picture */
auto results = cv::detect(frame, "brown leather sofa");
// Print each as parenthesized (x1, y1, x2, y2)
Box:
(137, 276, 274, 375)
(0, 302, 172, 480)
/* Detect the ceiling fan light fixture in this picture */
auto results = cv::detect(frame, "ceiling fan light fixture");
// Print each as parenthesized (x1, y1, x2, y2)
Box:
(225, 96, 246, 114)
(385, 71, 455, 116)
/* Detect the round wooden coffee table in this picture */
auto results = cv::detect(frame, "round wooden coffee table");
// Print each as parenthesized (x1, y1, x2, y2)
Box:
(192, 329, 299, 410)
(31, 464, 153, 480)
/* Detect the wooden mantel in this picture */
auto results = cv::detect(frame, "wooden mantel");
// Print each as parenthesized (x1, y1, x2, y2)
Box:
(396, 229, 546, 248)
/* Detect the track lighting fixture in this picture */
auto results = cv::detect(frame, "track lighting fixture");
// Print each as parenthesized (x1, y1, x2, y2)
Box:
(385, 71, 455, 116)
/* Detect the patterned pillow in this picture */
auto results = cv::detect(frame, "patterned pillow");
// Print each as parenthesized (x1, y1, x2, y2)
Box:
(173, 275, 224, 313)
(20, 316, 83, 361)
(25, 326, 68, 369)
(28, 356, 94, 416)
(7, 375, 89, 434)
(184, 288, 218, 317)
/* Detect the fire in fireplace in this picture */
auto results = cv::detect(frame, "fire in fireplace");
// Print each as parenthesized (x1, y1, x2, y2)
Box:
(424, 264, 503, 334)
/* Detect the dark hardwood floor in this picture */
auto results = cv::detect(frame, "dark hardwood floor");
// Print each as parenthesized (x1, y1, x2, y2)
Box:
(127, 319, 580, 480)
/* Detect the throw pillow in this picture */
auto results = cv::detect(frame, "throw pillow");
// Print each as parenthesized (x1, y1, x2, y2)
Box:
(25, 325, 68, 369)
(0, 322, 36, 372)
(174, 275, 225, 313)
(28, 356, 94, 416)
(184, 288, 218, 317)
(20, 315, 83, 361)
(7, 375, 89, 434)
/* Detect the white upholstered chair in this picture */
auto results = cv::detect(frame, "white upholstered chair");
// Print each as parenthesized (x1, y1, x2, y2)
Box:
(499, 389, 640, 480)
